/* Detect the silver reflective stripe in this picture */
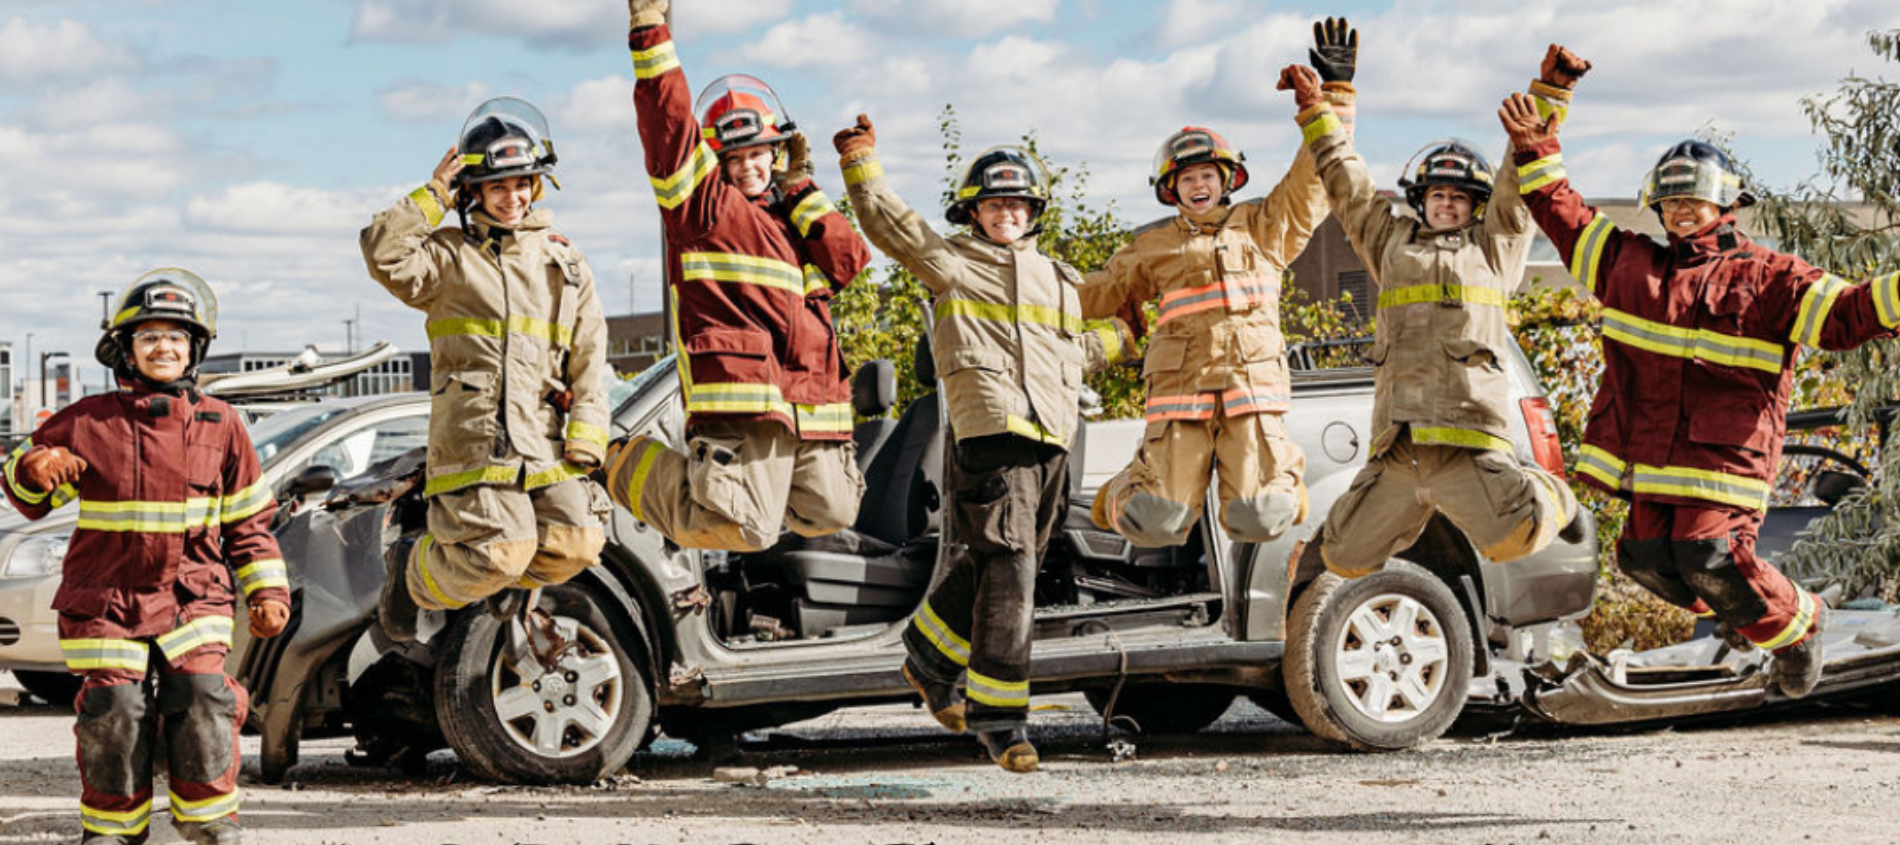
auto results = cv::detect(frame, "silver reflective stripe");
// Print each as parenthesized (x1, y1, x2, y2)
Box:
(966, 671, 1029, 708)
(1789, 273, 1849, 347)
(155, 615, 234, 663)
(1601, 309, 1783, 374)
(911, 602, 970, 666)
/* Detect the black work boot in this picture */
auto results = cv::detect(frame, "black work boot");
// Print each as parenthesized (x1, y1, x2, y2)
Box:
(175, 817, 242, 845)
(378, 536, 420, 643)
(1772, 607, 1828, 699)
(974, 727, 1038, 773)
(902, 659, 966, 733)
(80, 832, 149, 845)
(1714, 620, 1753, 653)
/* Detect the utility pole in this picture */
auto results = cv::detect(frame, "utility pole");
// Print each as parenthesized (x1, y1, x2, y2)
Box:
(343, 317, 356, 355)
(40, 351, 67, 411)
(98, 290, 114, 390)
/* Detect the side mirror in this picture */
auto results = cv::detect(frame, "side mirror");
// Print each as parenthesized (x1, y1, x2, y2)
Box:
(1811, 469, 1867, 508)
(284, 465, 340, 500)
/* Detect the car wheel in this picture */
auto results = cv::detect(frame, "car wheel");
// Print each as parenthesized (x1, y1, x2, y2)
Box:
(13, 670, 81, 706)
(434, 581, 653, 784)
(1284, 562, 1473, 751)
(1084, 683, 1236, 734)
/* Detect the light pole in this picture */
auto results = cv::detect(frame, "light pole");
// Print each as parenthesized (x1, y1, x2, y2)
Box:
(40, 351, 67, 411)
(98, 290, 115, 390)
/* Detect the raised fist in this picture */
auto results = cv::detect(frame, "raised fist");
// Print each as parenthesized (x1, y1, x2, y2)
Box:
(1540, 44, 1592, 89)
(833, 114, 877, 159)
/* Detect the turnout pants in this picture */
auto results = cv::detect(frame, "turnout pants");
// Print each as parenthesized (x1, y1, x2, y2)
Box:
(58, 608, 245, 842)
(607, 419, 865, 552)
(406, 477, 609, 611)
(905, 434, 1068, 733)
(1617, 501, 1821, 654)
(1321, 438, 1578, 578)
(1092, 409, 1306, 546)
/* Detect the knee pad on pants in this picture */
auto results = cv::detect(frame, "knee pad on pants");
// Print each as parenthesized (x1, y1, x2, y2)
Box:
(1673, 537, 1769, 627)
(1116, 492, 1196, 547)
(157, 674, 238, 784)
(77, 683, 154, 796)
(1616, 538, 1701, 609)
(1222, 490, 1302, 543)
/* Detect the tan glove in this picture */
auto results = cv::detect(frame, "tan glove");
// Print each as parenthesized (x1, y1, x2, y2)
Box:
(833, 114, 877, 162)
(1539, 44, 1592, 90)
(1277, 65, 1325, 112)
(775, 132, 814, 194)
(630, 0, 668, 29)
(18, 446, 86, 493)
(249, 600, 290, 639)
(1498, 92, 1556, 149)
(427, 145, 461, 207)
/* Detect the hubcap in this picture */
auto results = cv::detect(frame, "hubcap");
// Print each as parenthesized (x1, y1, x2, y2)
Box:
(489, 617, 623, 758)
(1331, 593, 1449, 723)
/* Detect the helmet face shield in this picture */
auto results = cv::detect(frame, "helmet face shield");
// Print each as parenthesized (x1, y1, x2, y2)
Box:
(1151, 127, 1247, 205)
(1399, 137, 1495, 220)
(947, 146, 1051, 226)
(457, 97, 557, 186)
(1639, 140, 1751, 210)
(694, 74, 794, 154)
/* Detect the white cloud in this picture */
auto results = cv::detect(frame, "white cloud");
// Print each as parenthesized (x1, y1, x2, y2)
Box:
(554, 75, 634, 135)
(671, 0, 797, 37)
(377, 80, 495, 124)
(0, 17, 136, 86)
(182, 182, 395, 236)
(847, 0, 1060, 39)
(1152, 0, 1253, 49)
(732, 11, 874, 69)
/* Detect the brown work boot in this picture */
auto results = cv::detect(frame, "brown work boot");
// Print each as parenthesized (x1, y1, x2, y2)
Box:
(378, 536, 420, 643)
(975, 727, 1038, 773)
(176, 817, 242, 845)
(902, 659, 966, 733)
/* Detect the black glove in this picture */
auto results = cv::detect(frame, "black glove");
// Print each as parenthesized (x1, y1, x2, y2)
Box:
(1309, 17, 1357, 84)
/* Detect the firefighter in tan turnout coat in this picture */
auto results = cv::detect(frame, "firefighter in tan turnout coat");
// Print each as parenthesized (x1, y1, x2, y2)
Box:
(361, 97, 612, 640)
(836, 117, 1136, 772)
(1079, 19, 1358, 547)
(1280, 46, 1588, 579)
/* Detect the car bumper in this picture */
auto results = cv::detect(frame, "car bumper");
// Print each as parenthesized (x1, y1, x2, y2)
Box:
(0, 573, 64, 672)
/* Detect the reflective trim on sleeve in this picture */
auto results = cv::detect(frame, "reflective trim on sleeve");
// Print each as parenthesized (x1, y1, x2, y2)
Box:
(2, 438, 49, 506)
(408, 184, 446, 228)
(911, 600, 971, 667)
(61, 638, 150, 673)
(1754, 587, 1820, 651)
(235, 559, 290, 599)
(796, 403, 854, 436)
(1300, 111, 1343, 145)
(802, 264, 831, 296)
(842, 156, 884, 187)
(965, 670, 1030, 708)
(525, 461, 590, 490)
(565, 420, 610, 449)
(81, 799, 152, 837)
(1377, 283, 1507, 310)
(1875, 272, 1900, 329)
(1790, 273, 1851, 347)
(412, 534, 468, 610)
(1575, 444, 1628, 490)
(788, 189, 833, 238)
(1005, 414, 1067, 447)
(155, 615, 235, 663)
(1631, 463, 1772, 511)
(1568, 213, 1615, 294)
(1145, 393, 1218, 423)
(426, 315, 574, 348)
(1088, 320, 1125, 365)
(1601, 308, 1784, 374)
(679, 251, 805, 295)
(1517, 154, 1565, 194)
(1410, 426, 1513, 453)
(168, 788, 241, 824)
(220, 480, 273, 524)
(650, 141, 719, 211)
(630, 40, 680, 79)
(423, 465, 519, 498)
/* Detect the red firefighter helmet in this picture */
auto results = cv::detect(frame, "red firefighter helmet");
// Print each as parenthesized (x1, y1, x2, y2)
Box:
(694, 74, 796, 154)
(1151, 126, 1248, 206)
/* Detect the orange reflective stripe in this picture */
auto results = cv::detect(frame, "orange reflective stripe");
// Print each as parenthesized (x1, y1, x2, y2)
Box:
(1144, 393, 1217, 423)
(1220, 386, 1289, 416)
(1156, 276, 1278, 326)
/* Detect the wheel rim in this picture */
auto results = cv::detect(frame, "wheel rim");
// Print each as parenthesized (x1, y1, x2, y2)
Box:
(488, 617, 624, 759)
(1329, 592, 1449, 724)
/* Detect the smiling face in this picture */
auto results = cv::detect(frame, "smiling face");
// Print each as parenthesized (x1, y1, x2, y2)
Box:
(478, 176, 535, 226)
(129, 318, 192, 383)
(1423, 185, 1475, 229)
(1172, 163, 1228, 215)
(1660, 197, 1722, 237)
(974, 197, 1034, 244)
(721, 145, 777, 198)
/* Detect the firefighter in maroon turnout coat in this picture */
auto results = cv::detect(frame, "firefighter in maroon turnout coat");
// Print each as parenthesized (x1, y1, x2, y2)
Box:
(1, 270, 290, 845)
(607, 0, 873, 551)
(1500, 97, 1900, 699)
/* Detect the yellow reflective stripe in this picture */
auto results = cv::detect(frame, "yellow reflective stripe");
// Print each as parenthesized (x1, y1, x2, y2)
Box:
(3, 438, 49, 506)
(1410, 426, 1512, 452)
(168, 788, 240, 823)
(1601, 308, 1784, 374)
(155, 615, 234, 663)
(1874, 272, 1900, 329)
(1575, 444, 1627, 489)
(911, 601, 971, 667)
(236, 559, 290, 598)
(48, 482, 77, 508)
(1530, 88, 1570, 128)
(565, 420, 609, 448)
(1377, 283, 1507, 310)
(1631, 463, 1771, 510)
(679, 251, 805, 294)
(1568, 213, 1615, 293)
(408, 184, 445, 228)
(1756, 588, 1819, 651)
(412, 534, 468, 609)
(795, 403, 854, 434)
(685, 382, 794, 416)
(1005, 414, 1067, 447)
(426, 316, 573, 347)
(423, 465, 518, 497)
(459, 153, 487, 166)
(789, 189, 833, 238)
(524, 461, 589, 490)
(802, 264, 831, 296)
(966, 671, 1030, 707)
(1790, 273, 1850, 347)
(842, 156, 883, 187)
(622, 439, 667, 522)
(1517, 154, 1565, 194)
(220, 480, 272, 524)
(111, 304, 144, 329)
(939, 298, 1083, 333)
(77, 498, 221, 533)
(1089, 320, 1125, 365)
(61, 638, 150, 673)
(1301, 111, 1343, 145)
(81, 799, 152, 836)
(630, 39, 680, 79)
(651, 141, 718, 211)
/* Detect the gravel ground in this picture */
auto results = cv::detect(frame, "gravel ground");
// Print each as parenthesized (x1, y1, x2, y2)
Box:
(3, 670, 1899, 845)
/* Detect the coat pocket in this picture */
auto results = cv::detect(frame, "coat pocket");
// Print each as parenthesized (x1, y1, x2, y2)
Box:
(685, 327, 776, 384)
(175, 564, 235, 607)
(686, 433, 757, 526)
(1142, 335, 1189, 377)
(430, 369, 499, 455)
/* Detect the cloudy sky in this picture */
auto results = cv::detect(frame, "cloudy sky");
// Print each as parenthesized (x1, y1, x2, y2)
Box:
(2, 0, 1894, 390)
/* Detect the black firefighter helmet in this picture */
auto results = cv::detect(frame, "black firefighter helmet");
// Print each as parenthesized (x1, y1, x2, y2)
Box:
(455, 97, 560, 210)
(1398, 138, 1495, 222)
(946, 146, 1052, 227)
(95, 268, 219, 381)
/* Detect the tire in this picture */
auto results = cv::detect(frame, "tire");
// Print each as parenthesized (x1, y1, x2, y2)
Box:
(13, 670, 81, 706)
(1084, 683, 1236, 735)
(1284, 562, 1473, 751)
(435, 582, 653, 784)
